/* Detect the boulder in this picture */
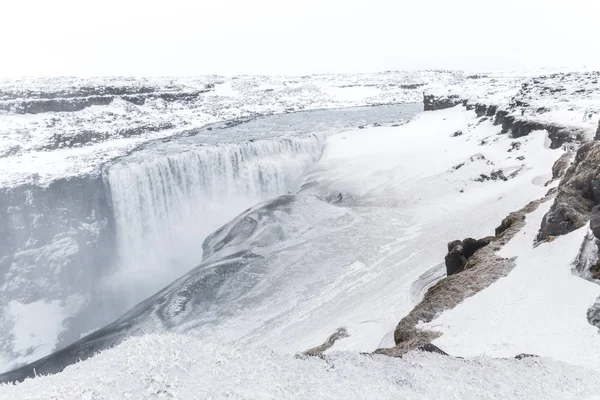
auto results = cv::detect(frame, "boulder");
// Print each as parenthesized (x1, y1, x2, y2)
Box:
(445, 241, 467, 276)
(445, 237, 492, 276)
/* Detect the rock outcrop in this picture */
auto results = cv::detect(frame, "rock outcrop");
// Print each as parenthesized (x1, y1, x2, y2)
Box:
(500, 116, 586, 149)
(445, 237, 493, 276)
(423, 94, 462, 111)
(376, 196, 551, 358)
(538, 141, 600, 241)
(551, 151, 574, 180)
(300, 328, 349, 357)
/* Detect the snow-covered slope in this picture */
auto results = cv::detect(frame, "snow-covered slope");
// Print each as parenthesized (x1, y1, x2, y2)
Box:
(3, 70, 600, 398)
(3, 334, 600, 400)
(0, 101, 566, 382)
(0, 72, 460, 187)
(1, 71, 446, 371)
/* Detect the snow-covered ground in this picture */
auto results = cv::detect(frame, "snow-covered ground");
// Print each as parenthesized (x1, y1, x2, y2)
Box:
(2, 333, 600, 400)
(3, 70, 600, 398)
(0, 71, 459, 187)
(421, 191, 600, 369)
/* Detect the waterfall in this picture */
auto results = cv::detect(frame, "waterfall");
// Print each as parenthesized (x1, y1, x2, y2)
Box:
(106, 134, 325, 305)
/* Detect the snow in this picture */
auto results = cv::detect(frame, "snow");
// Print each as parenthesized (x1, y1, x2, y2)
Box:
(29, 105, 565, 363)
(0, 71, 460, 187)
(3, 333, 600, 400)
(2, 70, 600, 395)
(422, 203, 600, 369)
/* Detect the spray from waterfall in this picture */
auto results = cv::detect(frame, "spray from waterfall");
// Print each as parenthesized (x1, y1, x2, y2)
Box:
(105, 134, 325, 306)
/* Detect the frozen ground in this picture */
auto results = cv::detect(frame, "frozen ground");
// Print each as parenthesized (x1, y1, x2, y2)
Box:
(0, 103, 567, 382)
(422, 200, 600, 368)
(2, 333, 600, 400)
(0, 71, 459, 187)
(2, 70, 600, 397)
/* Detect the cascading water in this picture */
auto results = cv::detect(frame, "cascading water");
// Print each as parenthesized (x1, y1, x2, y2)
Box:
(106, 134, 325, 305)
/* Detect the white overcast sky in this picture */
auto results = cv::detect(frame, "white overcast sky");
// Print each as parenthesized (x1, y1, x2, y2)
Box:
(1, 0, 599, 77)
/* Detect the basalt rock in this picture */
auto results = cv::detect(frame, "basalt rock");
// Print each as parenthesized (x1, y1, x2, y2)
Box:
(498, 115, 586, 149)
(445, 237, 493, 276)
(423, 94, 462, 111)
(590, 206, 600, 241)
(474, 103, 488, 118)
(551, 151, 574, 180)
(538, 141, 600, 240)
(417, 343, 448, 356)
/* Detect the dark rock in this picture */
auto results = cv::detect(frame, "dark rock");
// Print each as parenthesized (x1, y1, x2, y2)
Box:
(423, 94, 462, 111)
(515, 353, 539, 360)
(508, 142, 521, 152)
(445, 241, 467, 276)
(445, 237, 492, 276)
(462, 237, 493, 258)
(590, 206, 600, 240)
(494, 110, 510, 126)
(475, 170, 508, 182)
(596, 120, 600, 140)
(486, 105, 498, 117)
(417, 343, 448, 356)
(358, 125, 365, 129)
(538, 141, 600, 240)
(474, 103, 487, 118)
(496, 213, 523, 237)
(451, 130, 463, 137)
(551, 151, 573, 180)
(400, 83, 426, 90)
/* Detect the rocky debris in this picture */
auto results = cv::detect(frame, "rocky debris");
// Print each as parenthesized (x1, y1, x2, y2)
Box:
(376, 196, 550, 358)
(475, 170, 509, 182)
(445, 237, 493, 276)
(399, 83, 426, 90)
(0, 88, 212, 114)
(451, 130, 463, 137)
(515, 353, 539, 360)
(551, 151, 574, 180)
(508, 142, 521, 152)
(423, 94, 462, 111)
(300, 328, 349, 357)
(416, 343, 448, 356)
(596, 120, 600, 140)
(538, 141, 600, 241)
(45, 121, 177, 150)
(500, 116, 586, 149)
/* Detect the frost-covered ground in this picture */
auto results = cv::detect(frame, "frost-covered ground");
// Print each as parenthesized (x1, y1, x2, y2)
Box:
(3, 334, 600, 400)
(3, 69, 600, 398)
(0, 71, 458, 187)
(430, 69, 600, 136)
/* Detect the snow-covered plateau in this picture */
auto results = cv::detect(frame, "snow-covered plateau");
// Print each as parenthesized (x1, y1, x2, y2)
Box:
(1, 69, 600, 399)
